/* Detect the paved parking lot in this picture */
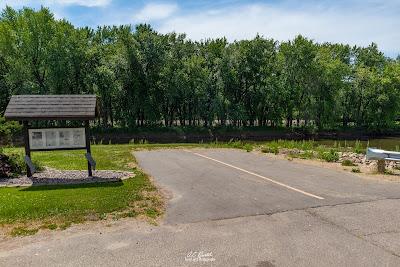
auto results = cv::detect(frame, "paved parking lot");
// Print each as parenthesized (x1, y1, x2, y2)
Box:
(136, 149, 400, 224)
(1, 148, 400, 266)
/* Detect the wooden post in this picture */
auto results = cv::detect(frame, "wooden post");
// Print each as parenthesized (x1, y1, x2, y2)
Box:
(85, 120, 92, 177)
(377, 160, 386, 174)
(23, 121, 32, 177)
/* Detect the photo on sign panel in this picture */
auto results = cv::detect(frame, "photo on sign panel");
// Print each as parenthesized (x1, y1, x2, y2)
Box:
(45, 131, 57, 147)
(31, 131, 43, 148)
(73, 129, 85, 146)
(59, 130, 71, 146)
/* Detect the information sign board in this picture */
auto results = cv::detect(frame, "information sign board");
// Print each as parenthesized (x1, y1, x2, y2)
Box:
(28, 128, 86, 150)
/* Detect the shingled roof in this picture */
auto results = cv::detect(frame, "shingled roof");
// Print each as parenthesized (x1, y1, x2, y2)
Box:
(4, 95, 97, 121)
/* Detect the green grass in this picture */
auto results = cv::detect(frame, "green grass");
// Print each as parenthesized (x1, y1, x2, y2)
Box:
(1, 144, 164, 236)
(3, 144, 137, 171)
(341, 159, 357, 166)
(10, 227, 39, 237)
(0, 170, 159, 224)
(261, 140, 342, 162)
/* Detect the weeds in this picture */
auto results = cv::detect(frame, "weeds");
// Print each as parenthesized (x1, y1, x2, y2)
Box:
(341, 159, 356, 166)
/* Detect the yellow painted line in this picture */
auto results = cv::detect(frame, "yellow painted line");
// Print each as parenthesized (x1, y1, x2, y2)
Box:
(184, 150, 324, 200)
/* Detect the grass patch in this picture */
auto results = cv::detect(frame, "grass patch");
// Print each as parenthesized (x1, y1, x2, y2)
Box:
(351, 168, 361, 173)
(261, 140, 343, 162)
(384, 169, 394, 175)
(41, 223, 58, 230)
(1, 144, 164, 235)
(341, 159, 356, 166)
(261, 146, 279, 154)
(10, 227, 39, 237)
(4, 145, 136, 171)
(318, 149, 339, 162)
(288, 150, 315, 160)
(0, 170, 162, 228)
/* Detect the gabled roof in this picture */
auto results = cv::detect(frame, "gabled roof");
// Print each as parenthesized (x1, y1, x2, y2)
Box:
(4, 95, 98, 121)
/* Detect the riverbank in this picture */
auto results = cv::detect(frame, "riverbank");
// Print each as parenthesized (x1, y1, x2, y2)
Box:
(3, 126, 400, 147)
(257, 140, 400, 181)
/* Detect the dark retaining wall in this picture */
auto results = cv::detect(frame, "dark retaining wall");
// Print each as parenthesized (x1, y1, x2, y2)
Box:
(2, 129, 399, 146)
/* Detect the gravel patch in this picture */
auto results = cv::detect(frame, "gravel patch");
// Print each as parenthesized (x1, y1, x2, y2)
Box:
(0, 168, 134, 187)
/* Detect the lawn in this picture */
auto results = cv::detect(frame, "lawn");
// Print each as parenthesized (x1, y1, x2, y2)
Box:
(0, 144, 163, 236)
(3, 144, 137, 171)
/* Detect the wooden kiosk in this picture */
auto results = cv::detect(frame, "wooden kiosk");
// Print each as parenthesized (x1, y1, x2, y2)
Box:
(4, 95, 98, 177)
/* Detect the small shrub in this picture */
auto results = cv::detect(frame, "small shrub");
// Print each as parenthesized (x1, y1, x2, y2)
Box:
(319, 149, 339, 162)
(261, 146, 279, 154)
(351, 168, 361, 173)
(353, 140, 364, 154)
(384, 169, 394, 175)
(0, 116, 22, 144)
(244, 143, 253, 152)
(0, 153, 24, 177)
(298, 150, 315, 159)
(228, 140, 244, 149)
(145, 208, 160, 219)
(0, 152, 44, 177)
(341, 159, 356, 166)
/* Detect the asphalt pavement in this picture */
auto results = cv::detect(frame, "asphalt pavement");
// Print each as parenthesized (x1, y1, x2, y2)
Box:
(1, 148, 400, 266)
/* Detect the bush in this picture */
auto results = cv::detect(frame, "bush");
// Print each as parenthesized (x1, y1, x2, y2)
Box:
(319, 149, 339, 162)
(0, 153, 24, 177)
(0, 151, 43, 178)
(0, 116, 22, 144)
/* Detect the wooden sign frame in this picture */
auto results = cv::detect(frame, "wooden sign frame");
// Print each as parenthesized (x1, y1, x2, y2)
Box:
(23, 121, 93, 177)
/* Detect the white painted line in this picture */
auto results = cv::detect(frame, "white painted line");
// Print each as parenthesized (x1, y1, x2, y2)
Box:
(184, 150, 324, 200)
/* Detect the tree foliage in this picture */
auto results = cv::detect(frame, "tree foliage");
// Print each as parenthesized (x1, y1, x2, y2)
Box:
(1, 7, 399, 131)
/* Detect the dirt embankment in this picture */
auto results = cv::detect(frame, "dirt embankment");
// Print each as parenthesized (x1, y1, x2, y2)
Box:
(87, 129, 400, 144)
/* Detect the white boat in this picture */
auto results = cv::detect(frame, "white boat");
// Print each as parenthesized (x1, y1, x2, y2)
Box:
(366, 148, 400, 161)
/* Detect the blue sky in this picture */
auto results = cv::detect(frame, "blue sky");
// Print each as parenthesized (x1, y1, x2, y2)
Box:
(1, 0, 399, 57)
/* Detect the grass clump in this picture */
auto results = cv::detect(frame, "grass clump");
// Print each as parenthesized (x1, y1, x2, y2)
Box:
(318, 149, 339, 162)
(244, 143, 253, 152)
(351, 168, 361, 173)
(10, 226, 39, 237)
(384, 169, 394, 175)
(41, 223, 58, 230)
(341, 159, 356, 166)
(263, 139, 316, 151)
(294, 150, 315, 160)
(261, 146, 279, 154)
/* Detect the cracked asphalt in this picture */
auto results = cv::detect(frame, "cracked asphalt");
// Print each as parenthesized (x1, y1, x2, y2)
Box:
(1, 148, 400, 266)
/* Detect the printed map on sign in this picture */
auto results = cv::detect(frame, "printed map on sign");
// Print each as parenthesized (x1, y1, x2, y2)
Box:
(28, 128, 86, 150)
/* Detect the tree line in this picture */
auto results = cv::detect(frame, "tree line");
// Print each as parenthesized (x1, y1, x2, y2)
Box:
(1, 7, 400, 131)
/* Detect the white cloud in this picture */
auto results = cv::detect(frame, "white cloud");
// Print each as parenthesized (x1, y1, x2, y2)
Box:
(134, 3, 178, 22)
(52, 0, 111, 7)
(0, 0, 111, 8)
(158, 3, 400, 56)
